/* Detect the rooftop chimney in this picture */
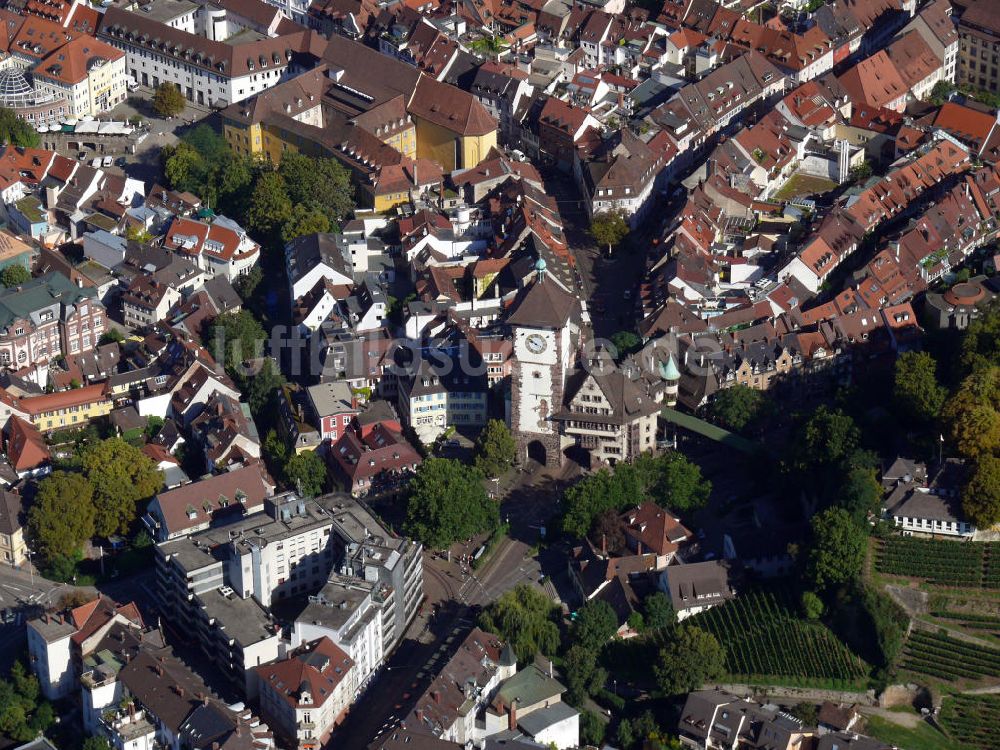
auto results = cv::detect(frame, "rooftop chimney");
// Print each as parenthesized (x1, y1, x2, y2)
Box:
(508, 699, 518, 732)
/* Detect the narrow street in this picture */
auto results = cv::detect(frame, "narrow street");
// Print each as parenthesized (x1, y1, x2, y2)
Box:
(333, 462, 571, 750)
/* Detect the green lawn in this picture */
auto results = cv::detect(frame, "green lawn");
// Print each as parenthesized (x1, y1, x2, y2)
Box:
(773, 173, 837, 201)
(863, 714, 972, 750)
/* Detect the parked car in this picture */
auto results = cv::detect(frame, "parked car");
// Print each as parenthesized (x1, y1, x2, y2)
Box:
(90, 158, 101, 167)
(102, 156, 113, 168)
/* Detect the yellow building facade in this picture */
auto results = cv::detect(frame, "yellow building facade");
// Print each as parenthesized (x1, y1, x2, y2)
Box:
(23, 386, 114, 432)
(412, 117, 496, 174)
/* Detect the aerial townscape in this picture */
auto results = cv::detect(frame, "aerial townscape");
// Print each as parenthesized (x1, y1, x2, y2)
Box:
(2, 0, 1000, 749)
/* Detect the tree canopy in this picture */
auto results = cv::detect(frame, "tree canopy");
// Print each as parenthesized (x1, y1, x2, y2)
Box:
(208, 310, 267, 381)
(610, 331, 642, 360)
(478, 583, 560, 661)
(28, 471, 96, 560)
(152, 83, 186, 117)
(80, 438, 164, 537)
(893, 351, 946, 424)
(474, 419, 517, 478)
(962, 455, 1000, 528)
(0, 107, 40, 148)
(284, 450, 328, 497)
(654, 625, 726, 695)
(561, 452, 710, 538)
(0, 662, 54, 742)
(405, 458, 498, 548)
(806, 507, 867, 591)
(839, 466, 882, 525)
(959, 302, 1000, 375)
(642, 591, 676, 631)
(572, 599, 619, 650)
(707, 385, 767, 432)
(794, 406, 860, 469)
(563, 644, 607, 707)
(281, 204, 330, 244)
(590, 210, 629, 254)
(0, 264, 30, 288)
(942, 366, 1000, 460)
(277, 152, 354, 227)
(801, 590, 825, 620)
(246, 172, 293, 239)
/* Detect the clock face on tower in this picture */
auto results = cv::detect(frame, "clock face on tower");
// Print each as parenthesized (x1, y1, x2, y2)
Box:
(525, 333, 548, 354)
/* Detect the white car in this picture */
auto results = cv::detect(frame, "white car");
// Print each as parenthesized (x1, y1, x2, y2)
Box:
(102, 156, 113, 168)
(90, 158, 101, 167)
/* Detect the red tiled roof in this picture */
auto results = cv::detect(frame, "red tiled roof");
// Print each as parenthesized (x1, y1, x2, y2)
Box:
(255, 637, 353, 710)
(34, 33, 124, 86)
(20, 383, 108, 416)
(5, 415, 49, 472)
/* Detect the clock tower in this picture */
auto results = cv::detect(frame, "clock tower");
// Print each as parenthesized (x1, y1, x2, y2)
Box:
(508, 259, 579, 468)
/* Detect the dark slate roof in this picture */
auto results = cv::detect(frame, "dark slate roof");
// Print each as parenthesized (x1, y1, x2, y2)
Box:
(506, 278, 578, 329)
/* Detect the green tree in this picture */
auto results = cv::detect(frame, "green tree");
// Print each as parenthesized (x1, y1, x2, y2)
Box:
(263, 429, 290, 477)
(849, 161, 873, 183)
(248, 358, 286, 418)
(82, 737, 112, 750)
(801, 590, 824, 620)
(235, 265, 263, 301)
(610, 330, 641, 360)
(579, 710, 605, 747)
(894, 351, 946, 423)
(617, 712, 661, 750)
(929, 80, 956, 104)
(643, 591, 676, 631)
(125, 224, 153, 244)
(98, 328, 125, 346)
(590, 210, 629, 255)
(563, 644, 607, 706)
(806, 507, 866, 591)
(80, 438, 164, 537)
(285, 451, 328, 497)
(278, 152, 355, 225)
(794, 406, 860, 469)
(654, 625, 726, 695)
(474, 419, 517, 478)
(28, 471, 96, 559)
(562, 468, 628, 538)
(959, 303, 1000, 374)
(163, 142, 204, 193)
(0, 106, 40, 148)
(572, 599, 619, 650)
(839, 465, 882, 524)
(942, 367, 1000, 460)
(246, 172, 292, 239)
(0, 264, 30, 288)
(478, 583, 560, 661)
(642, 451, 712, 513)
(208, 310, 267, 380)
(469, 34, 510, 59)
(0, 662, 52, 742)
(152, 82, 186, 117)
(707, 385, 764, 432)
(405, 458, 498, 548)
(183, 124, 230, 163)
(144, 415, 165, 440)
(562, 453, 710, 538)
(962, 455, 1000, 528)
(281, 204, 331, 244)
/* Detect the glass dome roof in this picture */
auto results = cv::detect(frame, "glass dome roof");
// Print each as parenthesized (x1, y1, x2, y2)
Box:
(0, 68, 39, 108)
